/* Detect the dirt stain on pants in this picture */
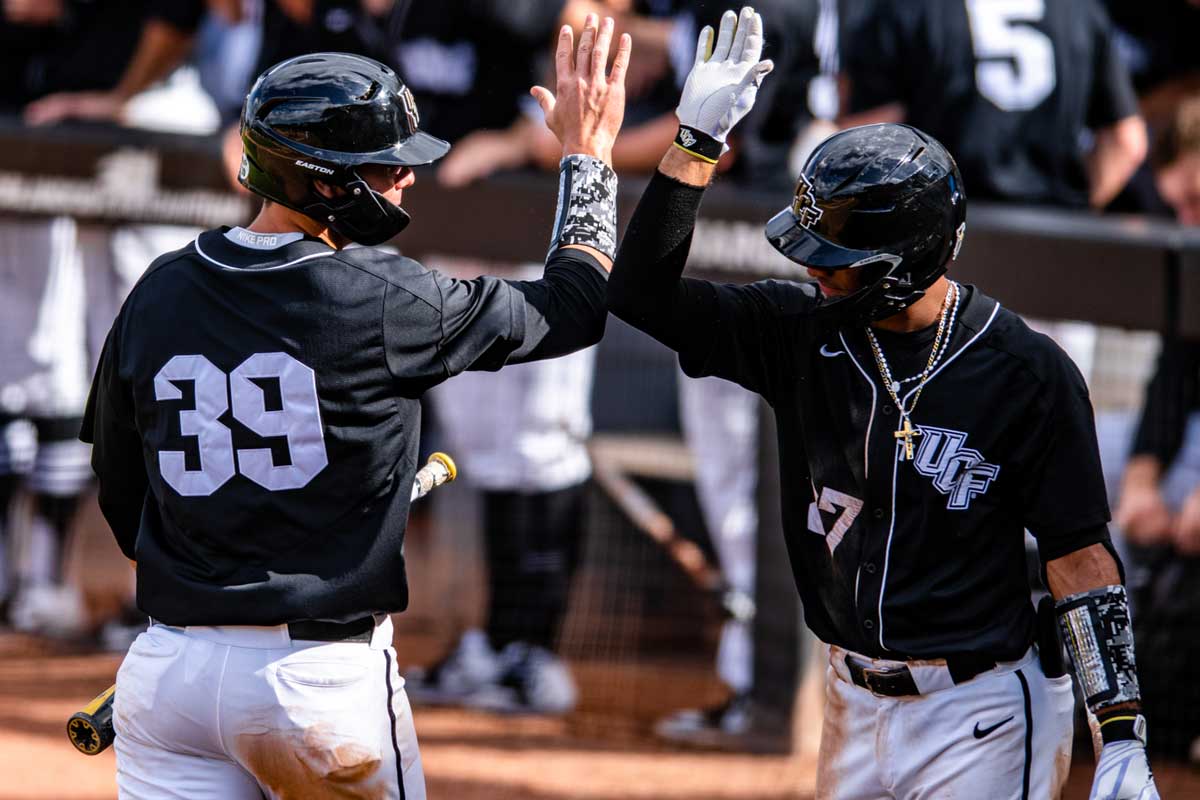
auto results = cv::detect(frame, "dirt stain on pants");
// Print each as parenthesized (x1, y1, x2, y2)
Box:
(236, 722, 387, 800)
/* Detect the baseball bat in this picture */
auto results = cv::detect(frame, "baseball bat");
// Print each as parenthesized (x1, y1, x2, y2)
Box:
(67, 452, 458, 756)
(590, 455, 754, 623)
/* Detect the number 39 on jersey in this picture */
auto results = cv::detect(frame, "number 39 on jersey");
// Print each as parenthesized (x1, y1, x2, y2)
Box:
(154, 352, 328, 496)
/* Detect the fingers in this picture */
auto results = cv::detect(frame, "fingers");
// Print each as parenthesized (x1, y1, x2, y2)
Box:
(730, 6, 754, 62)
(591, 16, 614, 83)
(693, 24, 713, 67)
(609, 32, 633, 86)
(740, 10, 765, 64)
(575, 13, 597, 75)
(530, 86, 557, 122)
(555, 24, 574, 81)
(711, 9, 737, 62)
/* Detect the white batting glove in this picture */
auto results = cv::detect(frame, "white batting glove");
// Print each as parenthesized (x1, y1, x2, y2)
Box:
(673, 6, 773, 162)
(1089, 741, 1160, 800)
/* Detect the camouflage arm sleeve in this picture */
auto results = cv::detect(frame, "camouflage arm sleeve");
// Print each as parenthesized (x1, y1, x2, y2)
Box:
(1056, 585, 1141, 714)
(548, 154, 618, 260)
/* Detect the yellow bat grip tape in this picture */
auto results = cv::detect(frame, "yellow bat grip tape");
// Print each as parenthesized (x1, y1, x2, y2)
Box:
(82, 685, 115, 716)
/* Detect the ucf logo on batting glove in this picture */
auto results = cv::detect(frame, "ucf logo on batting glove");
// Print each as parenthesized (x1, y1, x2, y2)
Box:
(1090, 738, 1160, 800)
(673, 6, 774, 163)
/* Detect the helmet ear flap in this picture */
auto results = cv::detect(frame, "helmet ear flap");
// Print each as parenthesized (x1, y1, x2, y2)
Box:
(303, 178, 411, 246)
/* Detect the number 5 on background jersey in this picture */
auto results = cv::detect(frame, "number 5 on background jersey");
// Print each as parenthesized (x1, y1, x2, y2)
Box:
(154, 352, 328, 496)
(965, 0, 1056, 112)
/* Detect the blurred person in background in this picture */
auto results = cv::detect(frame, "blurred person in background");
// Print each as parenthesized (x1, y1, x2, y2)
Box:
(1096, 0, 1200, 214)
(842, 0, 1147, 210)
(1103, 0, 1200, 133)
(437, 0, 836, 748)
(1110, 96, 1200, 764)
(0, 216, 93, 637)
(657, 0, 835, 752)
(408, 329, 596, 715)
(21, 1, 244, 128)
(0, 0, 165, 114)
(438, 0, 830, 189)
(0, 0, 187, 637)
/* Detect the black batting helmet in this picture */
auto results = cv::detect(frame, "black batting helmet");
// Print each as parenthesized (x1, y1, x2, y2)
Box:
(765, 124, 967, 323)
(239, 52, 450, 245)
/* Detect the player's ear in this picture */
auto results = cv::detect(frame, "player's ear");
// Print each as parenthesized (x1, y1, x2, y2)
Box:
(313, 180, 344, 199)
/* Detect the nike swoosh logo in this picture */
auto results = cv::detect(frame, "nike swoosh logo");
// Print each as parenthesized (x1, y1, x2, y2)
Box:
(973, 716, 1014, 739)
(819, 344, 844, 358)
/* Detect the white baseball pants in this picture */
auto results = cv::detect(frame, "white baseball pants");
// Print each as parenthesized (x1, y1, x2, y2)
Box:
(113, 617, 425, 799)
(817, 646, 1075, 800)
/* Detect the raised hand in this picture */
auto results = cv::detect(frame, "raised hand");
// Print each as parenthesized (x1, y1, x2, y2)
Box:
(676, 7, 773, 154)
(531, 14, 632, 167)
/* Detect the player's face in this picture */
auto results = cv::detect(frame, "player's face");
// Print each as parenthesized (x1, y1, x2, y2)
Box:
(359, 164, 417, 206)
(806, 265, 862, 298)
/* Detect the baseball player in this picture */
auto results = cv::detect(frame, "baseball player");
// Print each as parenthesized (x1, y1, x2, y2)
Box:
(608, 7, 1158, 799)
(0, 216, 94, 636)
(80, 15, 630, 799)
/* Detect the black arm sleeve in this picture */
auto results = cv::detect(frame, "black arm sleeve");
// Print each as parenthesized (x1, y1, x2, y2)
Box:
(484, 248, 609, 366)
(1085, 0, 1140, 128)
(608, 170, 812, 397)
(1131, 337, 1200, 467)
(79, 325, 146, 561)
(384, 248, 607, 391)
(607, 170, 715, 354)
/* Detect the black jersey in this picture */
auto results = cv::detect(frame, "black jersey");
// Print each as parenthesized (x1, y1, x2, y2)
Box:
(81, 228, 606, 626)
(844, 0, 1138, 207)
(610, 173, 1111, 661)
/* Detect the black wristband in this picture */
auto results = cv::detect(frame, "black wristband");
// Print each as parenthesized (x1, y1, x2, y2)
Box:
(673, 125, 724, 164)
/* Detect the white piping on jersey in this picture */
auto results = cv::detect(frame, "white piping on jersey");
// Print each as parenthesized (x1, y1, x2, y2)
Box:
(876, 300, 1001, 651)
(838, 331, 876, 480)
(899, 302, 1001, 405)
(193, 237, 332, 272)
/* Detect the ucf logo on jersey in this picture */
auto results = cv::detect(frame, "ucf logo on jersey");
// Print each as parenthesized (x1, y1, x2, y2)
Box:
(912, 426, 999, 510)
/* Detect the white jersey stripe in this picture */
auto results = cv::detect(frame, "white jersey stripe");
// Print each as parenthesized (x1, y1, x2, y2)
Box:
(879, 300, 1000, 651)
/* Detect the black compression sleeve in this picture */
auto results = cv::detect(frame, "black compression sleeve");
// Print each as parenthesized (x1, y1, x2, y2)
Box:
(607, 171, 717, 354)
(503, 247, 609, 365)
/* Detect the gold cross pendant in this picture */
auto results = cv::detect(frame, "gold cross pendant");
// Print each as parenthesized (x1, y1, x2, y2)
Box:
(894, 418, 922, 461)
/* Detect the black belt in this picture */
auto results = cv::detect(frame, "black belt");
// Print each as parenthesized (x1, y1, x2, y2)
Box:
(844, 652, 997, 697)
(287, 616, 375, 643)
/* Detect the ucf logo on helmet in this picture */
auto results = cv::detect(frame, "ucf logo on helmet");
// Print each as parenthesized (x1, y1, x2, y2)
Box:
(792, 174, 824, 229)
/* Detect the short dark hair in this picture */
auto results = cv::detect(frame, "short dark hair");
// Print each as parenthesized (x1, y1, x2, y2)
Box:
(1154, 95, 1200, 168)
